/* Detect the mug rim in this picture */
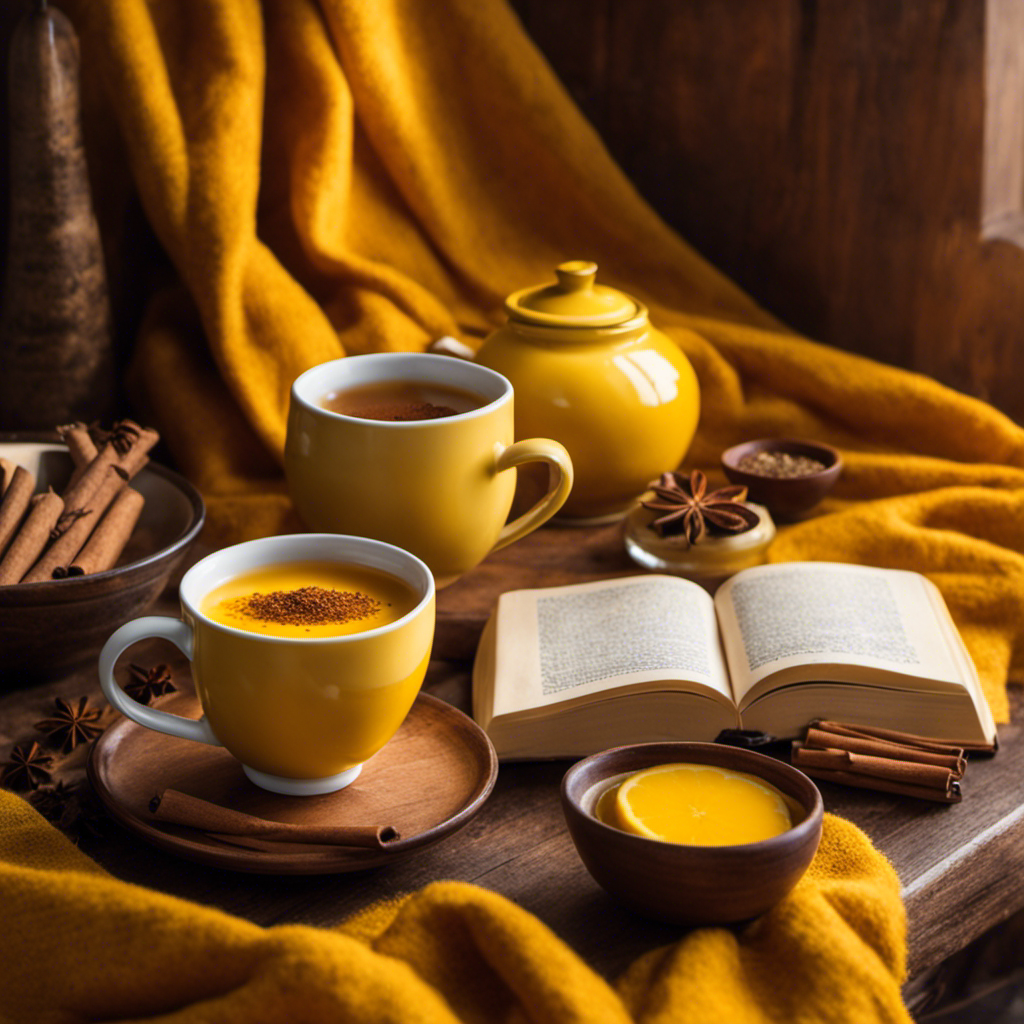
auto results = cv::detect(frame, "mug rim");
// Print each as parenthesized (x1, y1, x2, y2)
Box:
(290, 352, 513, 428)
(178, 534, 435, 645)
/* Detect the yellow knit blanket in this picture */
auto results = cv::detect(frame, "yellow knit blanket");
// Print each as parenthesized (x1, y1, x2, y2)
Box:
(5, 0, 1021, 1018)
(64, 0, 1023, 720)
(1, 791, 908, 1023)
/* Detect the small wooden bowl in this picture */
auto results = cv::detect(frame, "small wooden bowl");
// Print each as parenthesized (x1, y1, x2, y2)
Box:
(0, 439, 205, 684)
(561, 742, 823, 925)
(721, 438, 842, 520)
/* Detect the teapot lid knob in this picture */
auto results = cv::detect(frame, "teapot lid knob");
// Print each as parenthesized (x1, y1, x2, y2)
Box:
(555, 260, 598, 293)
(504, 259, 640, 327)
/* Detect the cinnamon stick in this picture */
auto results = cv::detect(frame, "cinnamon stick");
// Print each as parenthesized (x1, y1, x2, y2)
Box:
(57, 421, 99, 487)
(792, 744, 957, 791)
(66, 486, 144, 576)
(811, 719, 994, 755)
(0, 465, 35, 558)
(795, 766, 961, 804)
(0, 457, 16, 495)
(23, 474, 117, 583)
(149, 789, 400, 849)
(22, 441, 150, 583)
(58, 420, 158, 522)
(0, 488, 64, 585)
(795, 719, 978, 804)
(803, 727, 966, 774)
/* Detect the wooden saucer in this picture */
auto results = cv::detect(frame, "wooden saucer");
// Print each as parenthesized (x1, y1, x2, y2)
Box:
(88, 691, 498, 874)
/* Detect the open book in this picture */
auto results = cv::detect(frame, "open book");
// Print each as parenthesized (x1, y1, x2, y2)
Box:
(472, 562, 997, 759)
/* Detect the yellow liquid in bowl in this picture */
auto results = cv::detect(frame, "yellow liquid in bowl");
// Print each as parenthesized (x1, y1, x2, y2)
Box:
(595, 763, 792, 846)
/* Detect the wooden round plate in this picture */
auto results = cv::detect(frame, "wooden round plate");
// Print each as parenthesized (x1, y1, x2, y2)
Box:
(88, 691, 498, 874)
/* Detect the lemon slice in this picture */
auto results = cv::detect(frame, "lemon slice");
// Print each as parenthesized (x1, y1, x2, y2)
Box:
(613, 763, 791, 846)
(594, 781, 623, 826)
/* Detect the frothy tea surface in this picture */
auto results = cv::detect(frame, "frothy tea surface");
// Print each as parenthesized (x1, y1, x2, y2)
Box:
(320, 380, 487, 421)
(200, 561, 420, 638)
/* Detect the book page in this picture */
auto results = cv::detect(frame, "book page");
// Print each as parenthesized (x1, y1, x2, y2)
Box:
(714, 562, 969, 708)
(490, 575, 734, 719)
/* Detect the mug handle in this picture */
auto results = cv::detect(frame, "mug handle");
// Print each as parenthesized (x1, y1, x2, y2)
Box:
(98, 616, 220, 746)
(492, 438, 574, 552)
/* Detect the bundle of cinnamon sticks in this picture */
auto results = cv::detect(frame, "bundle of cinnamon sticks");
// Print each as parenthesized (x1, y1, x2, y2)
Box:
(791, 720, 992, 804)
(0, 421, 159, 586)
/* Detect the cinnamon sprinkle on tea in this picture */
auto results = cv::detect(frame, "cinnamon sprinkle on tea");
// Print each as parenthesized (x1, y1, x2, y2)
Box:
(365, 400, 459, 420)
(226, 586, 382, 626)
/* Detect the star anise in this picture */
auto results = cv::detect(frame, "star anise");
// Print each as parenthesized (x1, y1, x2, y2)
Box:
(0, 742, 54, 790)
(98, 419, 142, 457)
(29, 780, 75, 823)
(31, 781, 106, 842)
(35, 696, 105, 752)
(125, 663, 177, 705)
(60, 789, 108, 842)
(641, 470, 761, 545)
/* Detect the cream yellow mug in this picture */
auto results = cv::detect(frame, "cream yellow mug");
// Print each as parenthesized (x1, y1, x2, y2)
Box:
(284, 353, 574, 587)
(98, 534, 435, 795)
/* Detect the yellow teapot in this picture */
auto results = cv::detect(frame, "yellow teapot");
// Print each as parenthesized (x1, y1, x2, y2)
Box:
(474, 260, 700, 520)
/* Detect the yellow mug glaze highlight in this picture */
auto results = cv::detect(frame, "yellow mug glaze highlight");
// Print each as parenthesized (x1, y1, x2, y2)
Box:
(285, 354, 573, 587)
(189, 629, 430, 778)
(98, 535, 435, 790)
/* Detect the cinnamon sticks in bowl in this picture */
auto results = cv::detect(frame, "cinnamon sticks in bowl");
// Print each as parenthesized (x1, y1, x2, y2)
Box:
(0, 438, 204, 681)
(0, 421, 159, 585)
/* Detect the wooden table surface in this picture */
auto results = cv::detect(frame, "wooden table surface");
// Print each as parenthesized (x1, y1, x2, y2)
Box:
(2, 535, 1023, 983)
(2, 516, 1024, 987)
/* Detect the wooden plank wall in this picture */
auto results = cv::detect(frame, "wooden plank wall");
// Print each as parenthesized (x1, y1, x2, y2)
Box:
(511, 0, 1024, 425)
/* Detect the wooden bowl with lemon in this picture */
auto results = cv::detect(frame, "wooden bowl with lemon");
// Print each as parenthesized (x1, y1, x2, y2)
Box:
(561, 742, 823, 925)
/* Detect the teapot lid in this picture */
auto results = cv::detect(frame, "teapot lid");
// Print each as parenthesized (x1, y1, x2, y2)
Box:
(505, 261, 640, 328)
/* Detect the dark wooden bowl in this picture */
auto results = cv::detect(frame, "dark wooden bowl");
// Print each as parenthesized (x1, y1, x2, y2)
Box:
(721, 437, 842, 520)
(0, 440, 205, 684)
(561, 742, 823, 925)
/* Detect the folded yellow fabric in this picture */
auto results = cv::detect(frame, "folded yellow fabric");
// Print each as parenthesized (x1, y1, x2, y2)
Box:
(58, 0, 1023, 723)
(21, 0, 1015, 1015)
(57, 0, 1024, 722)
(0, 790, 909, 1023)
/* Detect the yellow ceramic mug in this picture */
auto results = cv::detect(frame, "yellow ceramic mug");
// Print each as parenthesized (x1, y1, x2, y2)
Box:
(98, 534, 435, 795)
(284, 353, 574, 587)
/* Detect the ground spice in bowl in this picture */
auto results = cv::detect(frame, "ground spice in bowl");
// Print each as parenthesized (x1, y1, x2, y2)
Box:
(736, 451, 826, 478)
(721, 439, 841, 520)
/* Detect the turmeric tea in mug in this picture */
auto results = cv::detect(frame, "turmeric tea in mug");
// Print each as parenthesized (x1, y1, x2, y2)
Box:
(200, 561, 419, 639)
